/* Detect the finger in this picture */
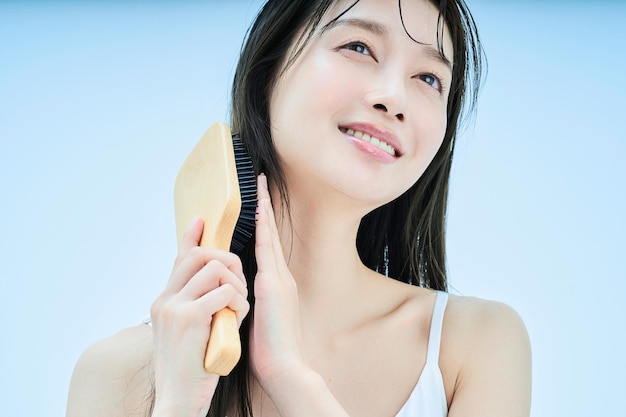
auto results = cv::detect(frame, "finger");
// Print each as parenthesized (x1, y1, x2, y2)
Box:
(197, 285, 251, 327)
(255, 198, 278, 275)
(175, 215, 204, 265)
(179, 259, 248, 301)
(256, 177, 287, 268)
(263, 192, 284, 260)
(166, 248, 245, 295)
(257, 173, 270, 200)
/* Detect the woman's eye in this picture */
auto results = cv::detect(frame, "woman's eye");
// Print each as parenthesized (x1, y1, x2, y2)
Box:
(344, 42, 371, 56)
(419, 74, 441, 91)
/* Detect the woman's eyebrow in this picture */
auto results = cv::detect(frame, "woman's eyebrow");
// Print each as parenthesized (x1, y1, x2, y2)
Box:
(322, 18, 387, 37)
(322, 18, 452, 72)
(425, 47, 453, 73)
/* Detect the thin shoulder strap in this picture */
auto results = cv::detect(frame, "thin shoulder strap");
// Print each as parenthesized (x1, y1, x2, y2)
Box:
(425, 291, 449, 364)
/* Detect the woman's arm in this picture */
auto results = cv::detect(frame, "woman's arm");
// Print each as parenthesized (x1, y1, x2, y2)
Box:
(67, 217, 250, 417)
(66, 324, 154, 417)
(446, 298, 532, 417)
(249, 175, 350, 416)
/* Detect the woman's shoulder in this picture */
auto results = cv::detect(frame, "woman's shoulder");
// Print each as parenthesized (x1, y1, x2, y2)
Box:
(441, 294, 532, 415)
(442, 293, 530, 365)
(66, 324, 154, 417)
(445, 293, 528, 338)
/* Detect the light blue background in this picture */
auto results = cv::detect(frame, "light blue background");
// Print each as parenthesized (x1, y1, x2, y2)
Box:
(0, 1, 624, 416)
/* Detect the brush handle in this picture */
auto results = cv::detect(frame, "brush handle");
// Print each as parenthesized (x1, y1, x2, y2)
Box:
(205, 308, 241, 375)
(174, 122, 245, 376)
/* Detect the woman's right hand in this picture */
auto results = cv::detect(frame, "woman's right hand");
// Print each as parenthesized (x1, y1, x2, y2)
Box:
(149, 216, 250, 417)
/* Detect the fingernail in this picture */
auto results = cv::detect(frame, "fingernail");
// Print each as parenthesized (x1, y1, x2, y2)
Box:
(258, 173, 267, 189)
(189, 215, 201, 226)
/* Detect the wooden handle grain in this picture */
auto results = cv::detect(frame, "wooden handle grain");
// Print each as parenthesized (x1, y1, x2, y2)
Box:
(204, 308, 241, 375)
(174, 122, 243, 376)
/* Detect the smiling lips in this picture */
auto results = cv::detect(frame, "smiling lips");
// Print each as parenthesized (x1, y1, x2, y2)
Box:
(340, 127, 398, 156)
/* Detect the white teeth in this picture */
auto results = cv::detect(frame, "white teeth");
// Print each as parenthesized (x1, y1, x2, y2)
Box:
(343, 128, 396, 156)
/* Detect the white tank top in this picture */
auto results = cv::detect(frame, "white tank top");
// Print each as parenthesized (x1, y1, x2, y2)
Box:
(395, 290, 449, 417)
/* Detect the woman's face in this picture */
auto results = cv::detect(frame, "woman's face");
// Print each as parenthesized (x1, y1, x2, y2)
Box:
(269, 0, 453, 209)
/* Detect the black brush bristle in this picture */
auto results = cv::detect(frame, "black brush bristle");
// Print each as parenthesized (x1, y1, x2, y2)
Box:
(230, 136, 257, 253)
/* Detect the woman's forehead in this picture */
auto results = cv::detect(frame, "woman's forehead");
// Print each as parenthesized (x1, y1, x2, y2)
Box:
(323, 0, 454, 60)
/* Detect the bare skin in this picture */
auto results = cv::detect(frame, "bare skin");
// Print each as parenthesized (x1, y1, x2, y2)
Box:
(67, 0, 531, 415)
(67, 176, 530, 417)
(67, 270, 530, 416)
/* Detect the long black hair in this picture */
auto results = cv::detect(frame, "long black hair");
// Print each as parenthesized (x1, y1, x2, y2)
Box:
(215, 0, 483, 415)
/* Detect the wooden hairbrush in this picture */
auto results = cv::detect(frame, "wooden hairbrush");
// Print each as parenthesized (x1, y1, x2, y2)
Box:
(174, 122, 256, 376)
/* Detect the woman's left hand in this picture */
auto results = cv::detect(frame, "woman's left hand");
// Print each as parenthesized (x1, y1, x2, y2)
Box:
(249, 174, 350, 417)
(249, 174, 305, 393)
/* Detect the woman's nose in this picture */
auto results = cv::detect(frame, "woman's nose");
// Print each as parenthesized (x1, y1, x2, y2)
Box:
(373, 103, 404, 122)
(363, 70, 407, 122)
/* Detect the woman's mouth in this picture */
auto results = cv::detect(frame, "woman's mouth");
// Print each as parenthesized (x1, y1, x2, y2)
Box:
(340, 127, 397, 156)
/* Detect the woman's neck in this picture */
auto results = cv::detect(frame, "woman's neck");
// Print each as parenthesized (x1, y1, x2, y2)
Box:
(271, 182, 382, 334)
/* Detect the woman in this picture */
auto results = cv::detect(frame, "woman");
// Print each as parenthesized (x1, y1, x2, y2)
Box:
(67, 0, 531, 416)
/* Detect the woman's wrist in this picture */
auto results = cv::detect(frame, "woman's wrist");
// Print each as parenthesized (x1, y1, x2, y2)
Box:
(262, 364, 350, 417)
(152, 392, 212, 417)
(152, 405, 209, 417)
